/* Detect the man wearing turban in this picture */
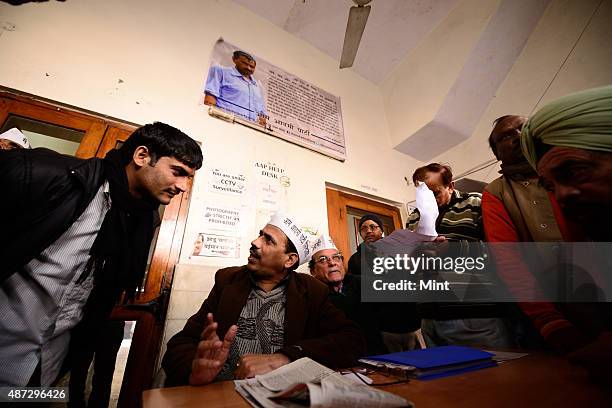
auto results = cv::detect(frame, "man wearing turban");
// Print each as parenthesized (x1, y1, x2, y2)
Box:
(521, 85, 612, 383)
(521, 85, 612, 241)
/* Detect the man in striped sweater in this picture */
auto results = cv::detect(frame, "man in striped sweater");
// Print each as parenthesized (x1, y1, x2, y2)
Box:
(406, 163, 514, 348)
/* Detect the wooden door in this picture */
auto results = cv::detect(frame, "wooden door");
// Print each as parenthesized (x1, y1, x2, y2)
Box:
(326, 188, 403, 270)
(0, 89, 191, 406)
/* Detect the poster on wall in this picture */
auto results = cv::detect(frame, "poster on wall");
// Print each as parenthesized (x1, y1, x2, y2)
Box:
(192, 233, 240, 258)
(202, 38, 346, 161)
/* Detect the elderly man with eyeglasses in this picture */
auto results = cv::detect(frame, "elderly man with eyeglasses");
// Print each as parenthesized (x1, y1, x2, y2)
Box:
(309, 234, 387, 355)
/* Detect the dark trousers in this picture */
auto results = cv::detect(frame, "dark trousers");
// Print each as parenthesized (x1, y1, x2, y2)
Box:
(68, 320, 125, 408)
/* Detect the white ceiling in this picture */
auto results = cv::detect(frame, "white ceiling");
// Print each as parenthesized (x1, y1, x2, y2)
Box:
(232, 0, 460, 84)
(231, 0, 551, 161)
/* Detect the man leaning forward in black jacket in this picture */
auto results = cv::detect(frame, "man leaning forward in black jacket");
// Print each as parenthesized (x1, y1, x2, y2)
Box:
(0, 122, 203, 387)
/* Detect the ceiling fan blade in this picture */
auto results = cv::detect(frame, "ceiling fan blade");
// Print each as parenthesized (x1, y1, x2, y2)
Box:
(339, 5, 371, 69)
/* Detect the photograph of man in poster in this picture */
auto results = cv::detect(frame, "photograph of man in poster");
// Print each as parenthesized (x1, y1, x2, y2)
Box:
(204, 50, 268, 126)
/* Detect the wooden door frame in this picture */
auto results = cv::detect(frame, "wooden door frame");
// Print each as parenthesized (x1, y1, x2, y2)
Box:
(326, 187, 403, 268)
(0, 87, 136, 158)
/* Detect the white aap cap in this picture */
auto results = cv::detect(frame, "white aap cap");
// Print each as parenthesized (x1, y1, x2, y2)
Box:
(267, 212, 310, 265)
(0, 128, 30, 148)
(310, 234, 338, 258)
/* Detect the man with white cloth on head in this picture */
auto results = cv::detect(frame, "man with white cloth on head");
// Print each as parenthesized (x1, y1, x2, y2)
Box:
(162, 213, 365, 386)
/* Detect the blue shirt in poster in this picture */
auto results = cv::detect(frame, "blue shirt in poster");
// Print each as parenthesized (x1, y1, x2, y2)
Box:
(205, 65, 267, 122)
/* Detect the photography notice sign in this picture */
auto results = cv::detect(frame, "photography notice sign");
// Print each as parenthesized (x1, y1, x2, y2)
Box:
(202, 204, 242, 234)
(202, 38, 346, 161)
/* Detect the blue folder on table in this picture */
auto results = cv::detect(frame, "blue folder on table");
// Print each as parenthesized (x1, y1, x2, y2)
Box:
(363, 346, 497, 380)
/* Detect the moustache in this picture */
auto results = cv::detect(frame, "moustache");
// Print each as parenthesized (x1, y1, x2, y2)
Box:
(249, 245, 261, 259)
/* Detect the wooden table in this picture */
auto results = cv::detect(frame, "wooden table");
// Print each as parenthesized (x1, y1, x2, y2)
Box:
(143, 353, 612, 407)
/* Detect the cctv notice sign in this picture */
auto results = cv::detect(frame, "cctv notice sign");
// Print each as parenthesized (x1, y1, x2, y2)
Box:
(207, 167, 247, 197)
(203, 38, 346, 161)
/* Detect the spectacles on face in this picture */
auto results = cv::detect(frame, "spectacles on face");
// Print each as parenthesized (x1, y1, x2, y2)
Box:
(360, 225, 381, 234)
(315, 253, 343, 264)
(494, 128, 521, 144)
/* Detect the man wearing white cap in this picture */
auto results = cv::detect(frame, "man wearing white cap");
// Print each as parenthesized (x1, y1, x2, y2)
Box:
(309, 235, 346, 292)
(309, 234, 387, 355)
(162, 213, 365, 386)
(0, 128, 30, 150)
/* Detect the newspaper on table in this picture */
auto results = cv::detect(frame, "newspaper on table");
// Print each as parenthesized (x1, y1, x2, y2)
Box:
(234, 357, 413, 408)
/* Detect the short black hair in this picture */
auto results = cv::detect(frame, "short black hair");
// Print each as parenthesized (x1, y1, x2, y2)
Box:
(118, 122, 203, 169)
(412, 163, 453, 186)
(233, 50, 255, 62)
(488, 115, 515, 158)
(308, 258, 315, 271)
(284, 235, 299, 272)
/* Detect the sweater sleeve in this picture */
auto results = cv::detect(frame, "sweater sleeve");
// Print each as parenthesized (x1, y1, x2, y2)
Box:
(482, 190, 586, 352)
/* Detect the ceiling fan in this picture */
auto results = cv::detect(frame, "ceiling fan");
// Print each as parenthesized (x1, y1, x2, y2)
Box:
(339, 0, 372, 69)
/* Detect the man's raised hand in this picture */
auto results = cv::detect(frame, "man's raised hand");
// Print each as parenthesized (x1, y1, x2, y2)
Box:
(189, 313, 237, 385)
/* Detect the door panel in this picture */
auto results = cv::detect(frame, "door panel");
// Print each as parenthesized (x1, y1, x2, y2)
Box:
(326, 188, 402, 270)
(0, 96, 107, 158)
(96, 126, 132, 157)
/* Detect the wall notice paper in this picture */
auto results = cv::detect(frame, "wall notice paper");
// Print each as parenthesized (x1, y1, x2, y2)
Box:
(207, 167, 247, 197)
(203, 38, 346, 161)
(193, 233, 240, 258)
(257, 182, 282, 211)
(202, 204, 243, 234)
(254, 161, 289, 211)
(234, 357, 412, 408)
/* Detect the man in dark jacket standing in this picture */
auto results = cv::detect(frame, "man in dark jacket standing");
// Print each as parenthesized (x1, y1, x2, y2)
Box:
(348, 214, 421, 352)
(162, 213, 365, 386)
(0, 122, 203, 387)
(347, 214, 384, 276)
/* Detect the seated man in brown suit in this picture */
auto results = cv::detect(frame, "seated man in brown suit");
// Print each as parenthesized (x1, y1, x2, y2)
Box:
(162, 213, 365, 386)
